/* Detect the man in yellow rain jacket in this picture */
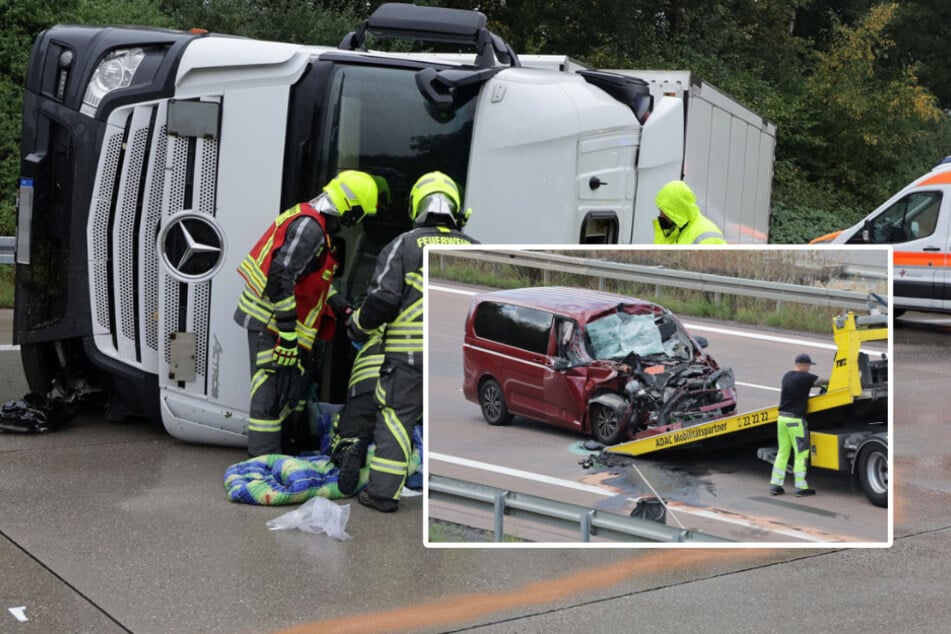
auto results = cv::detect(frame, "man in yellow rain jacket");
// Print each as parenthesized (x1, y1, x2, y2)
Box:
(653, 180, 727, 245)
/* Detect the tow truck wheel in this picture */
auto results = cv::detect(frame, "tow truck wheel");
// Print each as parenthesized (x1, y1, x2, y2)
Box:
(857, 443, 888, 508)
(591, 403, 625, 445)
(479, 378, 512, 426)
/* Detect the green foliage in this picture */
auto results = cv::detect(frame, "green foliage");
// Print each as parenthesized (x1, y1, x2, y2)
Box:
(2, 0, 951, 245)
(0, 0, 177, 236)
(0, 265, 12, 308)
(802, 3, 945, 205)
(158, 0, 365, 45)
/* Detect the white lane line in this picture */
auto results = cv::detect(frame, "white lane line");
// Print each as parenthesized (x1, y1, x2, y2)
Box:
(685, 323, 835, 351)
(668, 507, 832, 543)
(430, 451, 833, 543)
(737, 381, 780, 392)
(0, 344, 18, 352)
(428, 451, 613, 497)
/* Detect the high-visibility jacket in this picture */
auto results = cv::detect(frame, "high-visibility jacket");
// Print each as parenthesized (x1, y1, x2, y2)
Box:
(353, 225, 477, 364)
(234, 202, 339, 349)
(653, 180, 726, 245)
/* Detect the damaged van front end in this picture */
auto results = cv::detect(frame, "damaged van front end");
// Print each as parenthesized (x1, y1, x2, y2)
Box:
(586, 359, 736, 445)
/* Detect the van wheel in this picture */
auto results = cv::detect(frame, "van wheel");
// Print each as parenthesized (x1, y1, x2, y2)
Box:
(857, 443, 888, 507)
(479, 379, 512, 426)
(591, 403, 625, 445)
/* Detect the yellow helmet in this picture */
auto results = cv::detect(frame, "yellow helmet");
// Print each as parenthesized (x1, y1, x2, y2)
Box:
(322, 170, 379, 227)
(371, 174, 391, 211)
(409, 171, 467, 228)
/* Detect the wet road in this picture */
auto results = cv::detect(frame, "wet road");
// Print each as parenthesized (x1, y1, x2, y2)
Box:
(1, 306, 950, 632)
(426, 281, 889, 543)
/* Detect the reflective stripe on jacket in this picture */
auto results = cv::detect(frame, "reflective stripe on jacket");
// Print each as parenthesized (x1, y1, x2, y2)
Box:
(354, 225, 477, 363)
(234, 203, 338, 349)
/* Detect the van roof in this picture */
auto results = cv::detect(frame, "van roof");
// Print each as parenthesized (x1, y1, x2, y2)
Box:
(471, 286, 661, 321)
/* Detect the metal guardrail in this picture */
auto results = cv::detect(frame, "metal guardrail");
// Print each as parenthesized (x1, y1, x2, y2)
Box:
(438, 249, 880, 312)
(429, 475, 732, 543)
(0, 236, 13, 265)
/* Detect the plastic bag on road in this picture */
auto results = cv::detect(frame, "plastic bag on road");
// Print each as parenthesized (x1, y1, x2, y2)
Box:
(265, 496, 352, 541)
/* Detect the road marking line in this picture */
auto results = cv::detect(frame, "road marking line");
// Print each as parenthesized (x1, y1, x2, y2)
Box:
(429, 452, 613, 497)
(8, 607, 28, 623)
(737, 381, 781, 392)
(669, 507, 830, 543)
(0, 344, 18, 352)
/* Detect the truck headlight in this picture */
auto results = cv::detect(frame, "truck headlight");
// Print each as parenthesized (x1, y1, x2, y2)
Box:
(82, 48, 146, 112)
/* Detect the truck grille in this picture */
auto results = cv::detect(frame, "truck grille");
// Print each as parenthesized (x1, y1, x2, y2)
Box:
(88, 101, 220, 392)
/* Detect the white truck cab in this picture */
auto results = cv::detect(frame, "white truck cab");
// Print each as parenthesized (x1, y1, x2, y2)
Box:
(13, 3, 773, 447)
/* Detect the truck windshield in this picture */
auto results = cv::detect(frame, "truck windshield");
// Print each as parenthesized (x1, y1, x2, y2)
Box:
(318, 63, 476, 236)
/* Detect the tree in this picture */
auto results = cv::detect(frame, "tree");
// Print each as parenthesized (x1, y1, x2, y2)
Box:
(0, 0, 174, 234)
(803, 3, 944, 202)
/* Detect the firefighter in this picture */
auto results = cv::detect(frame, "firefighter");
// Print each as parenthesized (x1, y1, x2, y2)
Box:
(653, 180, 727, 245)
(234, 170, 379, 457)
(770, 353, 829, 497)
(329, 326, 385, 496)
(347, 171, 478, 512)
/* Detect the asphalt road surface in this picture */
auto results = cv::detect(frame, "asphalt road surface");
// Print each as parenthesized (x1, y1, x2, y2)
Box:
(1, 306, 949, 632)
(425, 281, 889, 544)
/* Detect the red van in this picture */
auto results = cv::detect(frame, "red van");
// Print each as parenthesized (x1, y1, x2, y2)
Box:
(462, 286, 737, 444)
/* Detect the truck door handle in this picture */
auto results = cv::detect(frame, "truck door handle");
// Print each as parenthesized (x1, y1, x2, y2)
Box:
(922, 246, 941, 251)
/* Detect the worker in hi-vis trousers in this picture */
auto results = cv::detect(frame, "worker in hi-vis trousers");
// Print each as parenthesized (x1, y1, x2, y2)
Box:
(770, 352, 829, 497)
(347, 171, 478, 512)
(234, 171, 378, 457)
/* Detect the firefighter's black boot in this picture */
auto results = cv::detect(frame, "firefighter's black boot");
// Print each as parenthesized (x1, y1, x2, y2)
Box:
(358, 490, 399, 513)
(333, 439, 367, 497)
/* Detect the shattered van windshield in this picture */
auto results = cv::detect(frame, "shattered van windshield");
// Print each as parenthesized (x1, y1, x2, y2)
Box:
(586, 311, 664, 360)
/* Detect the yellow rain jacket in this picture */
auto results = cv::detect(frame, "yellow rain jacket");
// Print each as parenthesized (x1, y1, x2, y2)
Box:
(653, 180, 727, 245)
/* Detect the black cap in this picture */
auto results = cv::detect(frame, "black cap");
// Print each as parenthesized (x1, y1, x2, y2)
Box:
(795, 353, 816, 365)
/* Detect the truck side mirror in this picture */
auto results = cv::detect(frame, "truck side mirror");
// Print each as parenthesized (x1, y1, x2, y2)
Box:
(694, 336, 709, 349)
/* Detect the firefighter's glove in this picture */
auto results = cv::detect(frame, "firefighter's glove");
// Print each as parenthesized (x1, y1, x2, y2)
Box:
(328, 293, 352, 321)
(272, 332, 299, 367)
(347, 316, 370, 345)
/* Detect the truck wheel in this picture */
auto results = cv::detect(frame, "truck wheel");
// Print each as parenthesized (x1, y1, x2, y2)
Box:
(591, 403, 625, 445)
(479, 378, 512, 426)
(857, 443, 888, 507)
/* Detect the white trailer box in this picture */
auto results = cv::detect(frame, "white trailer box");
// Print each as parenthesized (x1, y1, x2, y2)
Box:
(608, 70, 776, 242)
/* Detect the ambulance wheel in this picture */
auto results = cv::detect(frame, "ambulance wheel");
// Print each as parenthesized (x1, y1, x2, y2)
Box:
(857, 443, 888, 508)
(479, 378, 512, 426)
(591, 403, 625, 446)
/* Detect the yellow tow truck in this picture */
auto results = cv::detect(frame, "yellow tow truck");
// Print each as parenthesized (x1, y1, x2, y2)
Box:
(605, 306, 890, 506)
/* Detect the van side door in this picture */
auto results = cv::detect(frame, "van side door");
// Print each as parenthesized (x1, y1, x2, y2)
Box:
(541, 318, 589, 430)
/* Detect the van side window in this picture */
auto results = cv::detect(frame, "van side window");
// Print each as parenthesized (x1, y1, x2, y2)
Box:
(473, 302, 554, 355)
(854, 191, 942, 244)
